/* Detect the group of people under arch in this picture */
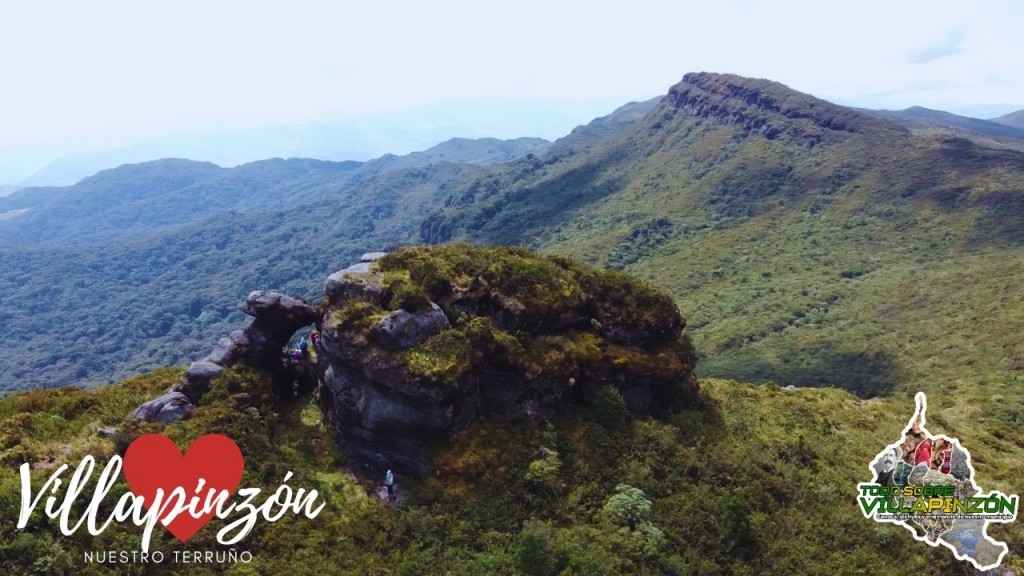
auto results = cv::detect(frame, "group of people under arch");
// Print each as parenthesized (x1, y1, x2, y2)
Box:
(282, 329, 319, 364)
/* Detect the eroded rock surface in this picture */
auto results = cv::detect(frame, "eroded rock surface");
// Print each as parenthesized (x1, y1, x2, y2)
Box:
(133, 290, 317, 423)
(315, 245, 698, 477)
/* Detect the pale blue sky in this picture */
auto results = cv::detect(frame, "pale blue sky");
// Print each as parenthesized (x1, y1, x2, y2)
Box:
(1, 0, 1021, 175)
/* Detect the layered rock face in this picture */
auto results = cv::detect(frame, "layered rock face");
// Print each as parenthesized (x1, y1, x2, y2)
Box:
(133, 246, 698, 478)
(665, 72, 900, 145)
(315, 244, 698, 476)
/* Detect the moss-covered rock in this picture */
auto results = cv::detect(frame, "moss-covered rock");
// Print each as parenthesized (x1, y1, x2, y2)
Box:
(316, 244, 698, 475)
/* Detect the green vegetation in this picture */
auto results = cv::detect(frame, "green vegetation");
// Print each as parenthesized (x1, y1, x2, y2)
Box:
(0, 137, 553, 392)
(376, 244, 683, 339)
(3, 370, 1017, 574)
(330, 245, 697, 403)
(2, 72, 1024, 572)
(0, 161, 485, 391)
(388, 74, 1024, 569)
(415, 74, 1024, 409)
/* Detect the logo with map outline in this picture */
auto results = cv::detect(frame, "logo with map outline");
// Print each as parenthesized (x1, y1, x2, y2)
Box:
(857, 392, 1018, 570)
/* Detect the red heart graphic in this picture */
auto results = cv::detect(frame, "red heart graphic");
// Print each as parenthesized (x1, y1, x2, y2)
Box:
(123, 434, 244, 542)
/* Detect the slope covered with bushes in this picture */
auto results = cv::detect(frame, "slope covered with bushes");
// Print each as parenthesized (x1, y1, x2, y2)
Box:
(5, 366, 1016, 574)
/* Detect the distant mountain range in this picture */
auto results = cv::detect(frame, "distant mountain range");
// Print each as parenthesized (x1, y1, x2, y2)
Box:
(861, 105, 1024, 151)
(0, 132, 570, 388)
(1, 76, 1023, 403)
(0, 137, 552, 246)
(3, 74, 1023, 575)
(11, 99, 625, 188)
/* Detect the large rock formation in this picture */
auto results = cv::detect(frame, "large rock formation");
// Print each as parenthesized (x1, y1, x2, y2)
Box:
(132, 290, 317, 422)
(666, 72, 902, 146)
(315, 244, 698, 476)
(234, 290, 318, 371)
(131, 246, 698, 478)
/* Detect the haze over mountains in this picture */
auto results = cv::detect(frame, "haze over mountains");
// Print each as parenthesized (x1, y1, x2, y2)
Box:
(0, 137, 553, 246)
(9, 99, 627, 188)
(994, 109, 1024, 129)
(10, 95, 1022, 190)
(1, 74, 1023, 402)
(0, 129, 573, 389)
(863, 106, 1024, 152)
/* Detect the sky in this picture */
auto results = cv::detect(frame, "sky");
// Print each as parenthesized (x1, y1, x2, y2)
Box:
(1, 0, 1022, 183)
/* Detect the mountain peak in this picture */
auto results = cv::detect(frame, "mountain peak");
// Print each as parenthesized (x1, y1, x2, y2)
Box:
(992, 109, 1024, 129)
(669, 72, 893, 139)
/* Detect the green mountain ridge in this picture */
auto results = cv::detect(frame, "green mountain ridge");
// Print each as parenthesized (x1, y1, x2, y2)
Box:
(0, 111, 648, 391)
(11, 99, 622, 187)
(0, 137, 550, 247)
(1, 72, 1023, 574)
(4, 71, 1024, 405)
(864, 106, 1024, 152)
(0, 158, 360, 245)
(415, 72, 1024, 400)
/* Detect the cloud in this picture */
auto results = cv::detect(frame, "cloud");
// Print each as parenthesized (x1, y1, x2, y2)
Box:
(908, 29, 966, 64)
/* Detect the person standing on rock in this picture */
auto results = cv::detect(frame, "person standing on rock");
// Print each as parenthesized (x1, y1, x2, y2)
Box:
(298, 337, 309, 357)
(385, 469, 395, 502)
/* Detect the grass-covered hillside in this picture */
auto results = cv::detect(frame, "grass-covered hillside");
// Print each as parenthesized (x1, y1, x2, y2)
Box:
(3, 365, 1017, 575)
(407, 75, 1024, 571)
(422, 73, 1024, 406)
(0, 160, 487, 391)
(2, 72, 1023, 572)
(0, 130, 633, 392)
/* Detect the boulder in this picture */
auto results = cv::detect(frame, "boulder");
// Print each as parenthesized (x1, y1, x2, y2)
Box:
(132, 290, 316, 421)
(174, 360, 224, 403)
(360, 252, 388, 262)
(368, 303, 450, 350)
(239, 290, 318, 326)
(325, 265, 382, 301)
(131, 391, 194, 424)
(203, 330, 249, 366)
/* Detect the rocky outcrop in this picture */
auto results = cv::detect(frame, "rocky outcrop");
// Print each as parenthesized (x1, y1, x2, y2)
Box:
(315, 245, 698, 477)
(203, 331, 249, 366)
(132, 290, 318, 423)
(666, 72, 902, 146)
(236, 290, 318, 370)
(368, 303, 450, 350)
(130, 246, 697, 478)
(360, 252, 388, 262)
(131, 391, 195, 424)
(174, 360, 224, 403)
(326, 265, 382, 300)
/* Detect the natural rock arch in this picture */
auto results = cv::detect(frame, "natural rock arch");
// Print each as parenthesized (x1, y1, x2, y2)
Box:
(132, 290, 319, 422)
